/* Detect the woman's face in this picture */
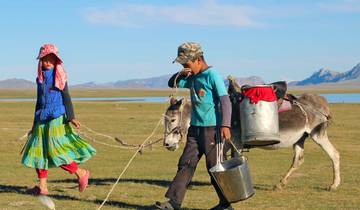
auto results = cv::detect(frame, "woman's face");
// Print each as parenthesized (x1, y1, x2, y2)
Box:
(41, 54, 58, 70)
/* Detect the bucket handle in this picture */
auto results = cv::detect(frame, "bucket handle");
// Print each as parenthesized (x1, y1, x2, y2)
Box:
(227, 138, 242, 156)
(217, 130, 244, 164)
(216, 128, 224, 165)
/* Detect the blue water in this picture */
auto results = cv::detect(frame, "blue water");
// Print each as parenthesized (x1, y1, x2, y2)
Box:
(0, 94, 359, 103)
(320, 94, 360, 103)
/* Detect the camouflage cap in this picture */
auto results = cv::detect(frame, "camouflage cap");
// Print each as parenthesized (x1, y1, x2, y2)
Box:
(173, 42, 203, 64)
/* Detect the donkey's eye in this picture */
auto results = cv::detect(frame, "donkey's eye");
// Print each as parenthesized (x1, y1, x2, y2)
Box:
(171, 119, 176, 122)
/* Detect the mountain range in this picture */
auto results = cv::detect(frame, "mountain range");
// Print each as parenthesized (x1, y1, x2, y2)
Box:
(71, 74, 265, 88)
(0, 78, 35, 88)
(289, 63, 360, 86)
(1, 63, 359, 88)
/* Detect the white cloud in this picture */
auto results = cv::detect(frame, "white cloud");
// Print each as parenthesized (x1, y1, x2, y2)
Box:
(81, 1, 262, 28)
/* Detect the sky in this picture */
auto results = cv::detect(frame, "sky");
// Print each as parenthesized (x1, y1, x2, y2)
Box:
(0, 0, 359, 84)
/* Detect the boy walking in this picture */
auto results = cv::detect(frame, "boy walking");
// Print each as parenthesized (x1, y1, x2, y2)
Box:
(155, 42, 233, 210)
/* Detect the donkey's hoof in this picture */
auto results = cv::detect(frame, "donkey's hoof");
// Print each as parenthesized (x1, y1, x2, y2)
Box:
(327, 185, 338, 191)
(273, 184, 283, 191)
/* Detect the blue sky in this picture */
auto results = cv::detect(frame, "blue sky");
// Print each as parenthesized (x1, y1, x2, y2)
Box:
(0, 0, 359, 84)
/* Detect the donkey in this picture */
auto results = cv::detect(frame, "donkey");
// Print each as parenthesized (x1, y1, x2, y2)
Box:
(163, 78, 340, 191)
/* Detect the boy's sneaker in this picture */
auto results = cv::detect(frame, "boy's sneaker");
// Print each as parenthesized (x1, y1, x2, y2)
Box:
(155, 200, 180, 210)
(210, 204, 234, 210)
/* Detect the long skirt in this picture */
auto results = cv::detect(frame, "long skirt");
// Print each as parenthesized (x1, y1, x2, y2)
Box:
(22, 115, 96, 170)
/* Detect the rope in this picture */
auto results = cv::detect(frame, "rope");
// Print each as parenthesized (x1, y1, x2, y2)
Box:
(114, 137, 163, 149)
(81, 129, 163, 151)
(81, 125, 120, 144)
(293, 101, 310, 132)
(1, 128, 30, 141)
(79, 131, 135, 149)
(16, 123, 164, 155)
(287, 97, 330, 120)
(96, 118, 163, 210)
(1, 127, 29, 131)
(172, 71, 182, 96)
(18, 132, 30, 141)
(170, 68, 191, 98)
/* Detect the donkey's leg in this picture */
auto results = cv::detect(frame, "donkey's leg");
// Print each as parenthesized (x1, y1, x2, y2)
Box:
(310, 127, 340, 191)
(274, 136, 306, 191)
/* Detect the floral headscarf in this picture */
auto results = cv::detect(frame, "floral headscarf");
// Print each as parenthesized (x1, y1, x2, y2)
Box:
(37, 43, 67, 90)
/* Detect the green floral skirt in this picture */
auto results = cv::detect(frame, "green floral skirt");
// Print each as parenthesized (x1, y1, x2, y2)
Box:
(22, 115, 96, 169)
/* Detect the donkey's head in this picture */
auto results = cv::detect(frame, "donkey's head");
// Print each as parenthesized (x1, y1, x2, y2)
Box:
(163, 98, 186, 151)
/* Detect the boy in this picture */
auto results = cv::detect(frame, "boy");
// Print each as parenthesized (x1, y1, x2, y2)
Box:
(155, 42, 233, 210)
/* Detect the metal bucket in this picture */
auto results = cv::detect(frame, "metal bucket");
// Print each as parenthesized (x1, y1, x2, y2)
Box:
(209, 156, 255, 203)
(240, 93, 281, 147)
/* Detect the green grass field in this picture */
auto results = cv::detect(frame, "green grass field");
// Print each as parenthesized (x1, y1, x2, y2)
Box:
(0, 89, 188, 99)
(0, 87, 359, 99)
(0, 90, 359, 209)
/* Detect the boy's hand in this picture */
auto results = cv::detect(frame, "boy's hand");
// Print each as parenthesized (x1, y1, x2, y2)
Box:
(180, 68, 192, 77)
(70, 119, 81, 129)
(221, 127, 231, 140)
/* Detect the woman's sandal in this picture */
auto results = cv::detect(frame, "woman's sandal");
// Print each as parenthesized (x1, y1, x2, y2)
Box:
(78, 170, 90, 192)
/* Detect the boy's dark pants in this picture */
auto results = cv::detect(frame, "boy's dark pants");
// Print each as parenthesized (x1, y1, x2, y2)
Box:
(165, 126, 230, 207)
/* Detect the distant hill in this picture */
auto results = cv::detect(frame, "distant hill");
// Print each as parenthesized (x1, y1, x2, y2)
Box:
(73, 74, 264, 88)
(72, 74, 172, 88)
(72, 82, 115, 89)
(290, 63, 360, 86)
(0, 78, 35, 88)
(0, 74, 264, 89)
(5, 63, 359, 89)
(234, 76, 264, 86)
(224, 75, 264, 87)
(113, 74, 172, 88)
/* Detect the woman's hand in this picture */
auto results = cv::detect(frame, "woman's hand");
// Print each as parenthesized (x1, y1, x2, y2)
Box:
(221, 126, 231, 140)
(28, 129, 33, 137)
(70, 119, 81, 129)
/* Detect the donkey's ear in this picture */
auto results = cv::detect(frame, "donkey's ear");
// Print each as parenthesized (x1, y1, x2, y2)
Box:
(171, 98, 183, 110)
(168, 97, 183, 110)
(170, 97, 177, 105)
(227, 75, 241, 93)
(176, 98, 184, 106)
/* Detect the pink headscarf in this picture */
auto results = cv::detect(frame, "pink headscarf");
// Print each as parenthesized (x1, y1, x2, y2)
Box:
(37, 43, 68, 90)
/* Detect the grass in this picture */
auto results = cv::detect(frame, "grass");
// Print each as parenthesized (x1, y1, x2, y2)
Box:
(0, 88, 188, 99)
(0, 87, 359, 99)
(0, 94, 359, 209)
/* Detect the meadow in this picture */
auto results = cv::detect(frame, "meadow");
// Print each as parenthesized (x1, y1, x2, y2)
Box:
(0, 89, 359, 210)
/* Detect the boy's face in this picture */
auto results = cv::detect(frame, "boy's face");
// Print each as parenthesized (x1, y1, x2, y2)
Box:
(41, 54, 58, 70)
(182, 58, 202, 75)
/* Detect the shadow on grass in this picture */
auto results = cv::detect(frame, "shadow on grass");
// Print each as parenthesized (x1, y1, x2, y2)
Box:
(253, 183, 276, 191)
(0, 184, 27, 194)
(0, 184, 203, 210)
(51, 178, 275, 193)
(49, 177, 211, 187)
(312, 186, 332, 191)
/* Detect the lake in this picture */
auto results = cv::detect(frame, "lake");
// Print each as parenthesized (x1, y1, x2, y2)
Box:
(0, 94, 359, 103)
(320, 93, 360, 103)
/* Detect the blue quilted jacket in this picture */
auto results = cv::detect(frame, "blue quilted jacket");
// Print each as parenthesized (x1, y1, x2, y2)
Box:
(35, 68, 66, 122)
